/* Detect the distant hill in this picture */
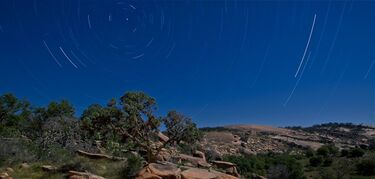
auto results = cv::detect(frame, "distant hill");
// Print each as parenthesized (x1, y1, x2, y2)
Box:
(200, 123, 375, 155)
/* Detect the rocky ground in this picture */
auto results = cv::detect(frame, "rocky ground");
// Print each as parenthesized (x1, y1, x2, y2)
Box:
(1, 123, 374, 179)
(200, 123, 375, 156)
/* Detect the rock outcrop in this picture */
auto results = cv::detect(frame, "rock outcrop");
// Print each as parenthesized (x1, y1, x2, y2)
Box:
(212, 161, 239, 177)
(181, 168, 217, 179)
(178, 154, 211, 168)
(68, 171, 105, 179)
(136, 162, 181, 179)
(136, 162, 239, 179)
(0, 172, 12, 179)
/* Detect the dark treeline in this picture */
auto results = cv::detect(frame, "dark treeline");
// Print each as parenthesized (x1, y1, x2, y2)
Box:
(0, 91, 201, 166)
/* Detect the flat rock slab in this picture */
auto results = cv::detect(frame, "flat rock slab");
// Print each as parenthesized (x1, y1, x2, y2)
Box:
(181, 168, 217, 179)
(148, 163, 181, 178)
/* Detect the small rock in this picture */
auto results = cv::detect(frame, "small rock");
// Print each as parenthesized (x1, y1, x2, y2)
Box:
(193, 150, 206, 161)
(20, 163, 30, 169)
(0, 172, 12, 179)
(5, 168, 13, 173)
(41, 165, 57, 172)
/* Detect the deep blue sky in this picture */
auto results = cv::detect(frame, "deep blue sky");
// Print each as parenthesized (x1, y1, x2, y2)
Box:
(0, 0, 374, 127)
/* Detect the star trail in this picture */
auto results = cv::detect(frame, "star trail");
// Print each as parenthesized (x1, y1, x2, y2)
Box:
(0, 0, 374, 127)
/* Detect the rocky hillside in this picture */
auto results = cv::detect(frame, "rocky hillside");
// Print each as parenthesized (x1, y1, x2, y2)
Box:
(200, 123, 375, 156)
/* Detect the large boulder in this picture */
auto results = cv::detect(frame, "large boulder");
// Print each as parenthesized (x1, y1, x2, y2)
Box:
(148, 163, 181, 178)
(210, 170, 239, 179)
(212, 161, 239, 177)
(136, 163, 181, 179)
(158, 132, 170, 143)
(136, 168, 162, 179)
(193, 151, 206, 162)
(156, 148, 172, 162)
(181, 168, 217, 179)
(5, 168, 13, 173)
(178, 154, 211, 168)
(0, 172, 12, 179)
(67, 171, 105, 179)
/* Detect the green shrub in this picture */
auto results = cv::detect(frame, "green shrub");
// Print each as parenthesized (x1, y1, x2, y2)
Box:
(223, 155, 266, 177)
(121, 154, 144, 178)
(356, 160, 375, 176)
(223, 154, 305, 179)
(323, 158, 333, 167)
(317, 144, 339, 157)
(305, 148, 315, 158)
(309, 156, 323, 167)
(340, 149, 349, 157)
(349, 148, 365, 158)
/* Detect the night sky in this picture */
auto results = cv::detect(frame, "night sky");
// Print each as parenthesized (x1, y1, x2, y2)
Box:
(0, 0, 374, 127)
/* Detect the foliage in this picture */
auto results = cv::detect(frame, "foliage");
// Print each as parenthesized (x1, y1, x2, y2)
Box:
(0, 138, 38, 166)
(322, 157, 333, 167)
(356, 159, 375, 176)
(121, 154, 144, 178)
(80, 91, 203, 162)
(349, 148, 365, 158)
(309, 156, 323, 167)
(305, 148, 315, 158)
(0, 93, 31, 137)
(340, 149, 349, 157)
(45, 100, 75, 118)
(317, 144, 339, 157)
(163, 110, 202, 144)
(223, 154, 305, 179)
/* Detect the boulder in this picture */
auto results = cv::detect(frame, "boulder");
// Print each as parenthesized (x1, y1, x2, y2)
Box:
(157, 132, 169, 143)
(181, 168, 217, 179)
(5, 168, 13, 173)
(156, 148, 172, 161)
(210, 170, 239, 179)
(193, 151, 206, 162)
(20, 163, 30, 169)
(69, 175, 85, 179)
(148, 163, 181, 178)
(41, 165, 57, 172)
(212, 161, 239, 177)
(0, 172, 11, 179)
(135, 172, 162, 179)
(76, 150, 127, 161)
(179, 154, 210, 168)
(68, 171, 105, 179)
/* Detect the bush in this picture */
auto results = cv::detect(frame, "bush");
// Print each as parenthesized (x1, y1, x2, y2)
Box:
(309, 156, 323, 167)
(340, 149, 349, 157)
(223, 154, 305, 179)
(267, 164, 291, 179)
(317, 144, 339, 157)
(349, 148, 365, 158)
(356, 160, 375, 176)
(121, 154, 144, 177)
(305, 148, 315, 158)
(223, 155, 266, 177)
(0, 138, 38, 166)
(323, 158, 333, 167)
